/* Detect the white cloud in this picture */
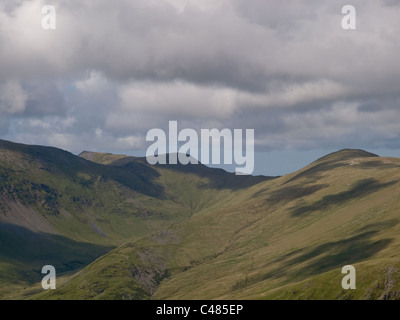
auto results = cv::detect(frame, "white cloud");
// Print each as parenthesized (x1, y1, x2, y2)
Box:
(116, 135, 143, 149)
(0, 81, 27, 114)
(166, 0, 229, 13)
(75, 71, 108, 94)
(118, 81, 238, 118)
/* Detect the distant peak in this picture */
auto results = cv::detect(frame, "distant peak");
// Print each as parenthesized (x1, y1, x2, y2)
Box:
(79, 151, 129, 165)
(315, 149, 379, 163)
(78, 150, 91, 157)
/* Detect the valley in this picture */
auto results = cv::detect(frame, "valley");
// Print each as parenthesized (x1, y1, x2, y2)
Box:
(1, 140, 400, 300)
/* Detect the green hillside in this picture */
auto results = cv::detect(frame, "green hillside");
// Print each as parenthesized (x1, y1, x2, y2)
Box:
(0, 140, 267, 299)
(30, 147, 400, 300)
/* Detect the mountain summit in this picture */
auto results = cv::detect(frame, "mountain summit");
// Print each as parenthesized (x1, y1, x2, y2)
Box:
(314, 149, 379, 163)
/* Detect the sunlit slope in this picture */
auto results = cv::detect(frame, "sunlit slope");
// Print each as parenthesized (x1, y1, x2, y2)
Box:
(37, 149, 400, 299)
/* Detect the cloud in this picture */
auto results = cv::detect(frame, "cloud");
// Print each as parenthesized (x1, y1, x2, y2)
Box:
(0, 81, 27, 114)
(0, 0, 399, 158)
(118, 81, 237, 117)
(75, 71, 108, 94)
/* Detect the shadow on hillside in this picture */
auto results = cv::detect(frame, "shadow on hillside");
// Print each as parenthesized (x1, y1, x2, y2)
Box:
(231, 219, 397, 292)
(284, 231, 392, 276)
(356, 161, 400, 170)
(111, 154, 273, 191)
(0, 223, 114, 283)
(263, 183, 329, 205)
(115, 160, 164, 196)
(256, 228, 395, 286)
(155, 161, 273, 191)
(356, 219, 399, 233)
(284, 162, 346, 185)
(291, 178, 399, 217)
(77, 157, 165, 198)
(0, 139, 165, 198)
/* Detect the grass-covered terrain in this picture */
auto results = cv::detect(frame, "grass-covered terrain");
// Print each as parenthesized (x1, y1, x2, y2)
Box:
(2, 139, 400, 299)
(0, 139, 267, 299)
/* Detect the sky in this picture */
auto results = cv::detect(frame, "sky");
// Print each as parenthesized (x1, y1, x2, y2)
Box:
(0, 0, 400, 176)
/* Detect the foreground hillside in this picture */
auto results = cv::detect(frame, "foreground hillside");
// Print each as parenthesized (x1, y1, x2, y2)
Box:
(33, 148, 400, 300)
(0, 139, 266, 299)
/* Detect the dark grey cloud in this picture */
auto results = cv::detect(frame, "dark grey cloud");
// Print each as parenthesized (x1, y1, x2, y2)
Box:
(0, 0, 399, 157)
(23, 81, 66, 116)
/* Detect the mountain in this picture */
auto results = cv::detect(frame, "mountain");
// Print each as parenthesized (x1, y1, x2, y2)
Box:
(0, 139, 269, 298)
(2, 139, 400, 300)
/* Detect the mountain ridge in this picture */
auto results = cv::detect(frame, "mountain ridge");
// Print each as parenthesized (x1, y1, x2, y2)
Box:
(0, 139, 269, 299)
(1, 139, 400, 300)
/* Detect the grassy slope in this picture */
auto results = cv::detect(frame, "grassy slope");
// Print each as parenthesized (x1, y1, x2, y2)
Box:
(0, 140, 267, 299)
(34, 149, 400, 300)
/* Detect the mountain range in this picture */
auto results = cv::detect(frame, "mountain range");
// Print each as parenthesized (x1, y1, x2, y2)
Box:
(1, 139, 400, 300)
